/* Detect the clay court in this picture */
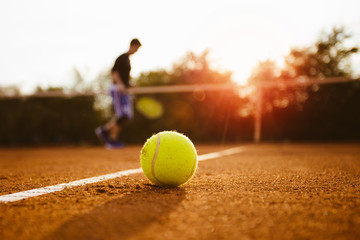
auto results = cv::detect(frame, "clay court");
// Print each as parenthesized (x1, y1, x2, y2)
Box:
(0, 143, 359, 240)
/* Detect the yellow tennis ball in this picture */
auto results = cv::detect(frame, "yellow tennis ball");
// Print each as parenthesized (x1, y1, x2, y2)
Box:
(140, 131, 198, 187)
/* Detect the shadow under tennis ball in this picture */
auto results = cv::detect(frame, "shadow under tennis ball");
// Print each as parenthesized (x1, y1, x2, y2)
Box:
(45, 186, 186, 240)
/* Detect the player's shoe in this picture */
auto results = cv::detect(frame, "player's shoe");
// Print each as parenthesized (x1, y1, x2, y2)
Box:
(95, 126, 110, 144)
(105, 140, 125, 149)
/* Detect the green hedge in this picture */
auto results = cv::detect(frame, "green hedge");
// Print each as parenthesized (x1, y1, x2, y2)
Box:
(1, 81, 359, 146)
(0, 96, 104, 146)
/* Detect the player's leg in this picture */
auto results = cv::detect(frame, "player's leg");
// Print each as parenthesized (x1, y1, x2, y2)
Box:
(95, 83, 122, 146)
(95, 124, 110, 144)
(96, 117, 124, 148)
(96, 81, 133, 148)
(108, 117, 122, 140)
(106, 86, 130, 148)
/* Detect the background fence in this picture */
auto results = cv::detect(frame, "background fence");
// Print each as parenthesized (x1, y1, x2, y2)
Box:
(0, 78, 359, 146)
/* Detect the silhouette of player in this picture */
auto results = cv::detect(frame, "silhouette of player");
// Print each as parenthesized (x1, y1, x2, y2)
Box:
(95, 38, 141, 148)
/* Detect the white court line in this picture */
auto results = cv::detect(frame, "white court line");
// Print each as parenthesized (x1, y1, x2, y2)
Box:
(0, 147, 244, 203)
(198, 147, 244, 161)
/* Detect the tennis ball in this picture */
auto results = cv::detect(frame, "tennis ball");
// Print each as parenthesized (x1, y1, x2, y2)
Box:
(136, 97, 163, 119)
(140, 131, 198, 187)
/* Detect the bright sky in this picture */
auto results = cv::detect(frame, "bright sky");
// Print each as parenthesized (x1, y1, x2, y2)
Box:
(0, 0, 359, 93)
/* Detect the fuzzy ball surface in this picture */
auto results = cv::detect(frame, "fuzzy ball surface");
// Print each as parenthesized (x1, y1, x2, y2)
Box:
(140, 131, 198, 186)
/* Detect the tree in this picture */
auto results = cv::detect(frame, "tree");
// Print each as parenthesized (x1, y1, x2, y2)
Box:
(248, 60, 280, 85)
(135, 50, 232, 86)
(282, 26, 358, 79)
(0, 86, 21, 96)
(247, 26, 359, 111)
(249, 26, 360, 141)
(135, 70, 172, 86)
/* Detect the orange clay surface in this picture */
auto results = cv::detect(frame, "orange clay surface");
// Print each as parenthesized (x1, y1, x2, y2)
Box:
(0, 143, 359, 240)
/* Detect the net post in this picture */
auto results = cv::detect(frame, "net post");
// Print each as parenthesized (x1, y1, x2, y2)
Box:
(254, 84, 262, 143)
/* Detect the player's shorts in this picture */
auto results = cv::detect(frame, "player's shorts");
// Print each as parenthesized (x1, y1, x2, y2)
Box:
(109, 84, 133, 124)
